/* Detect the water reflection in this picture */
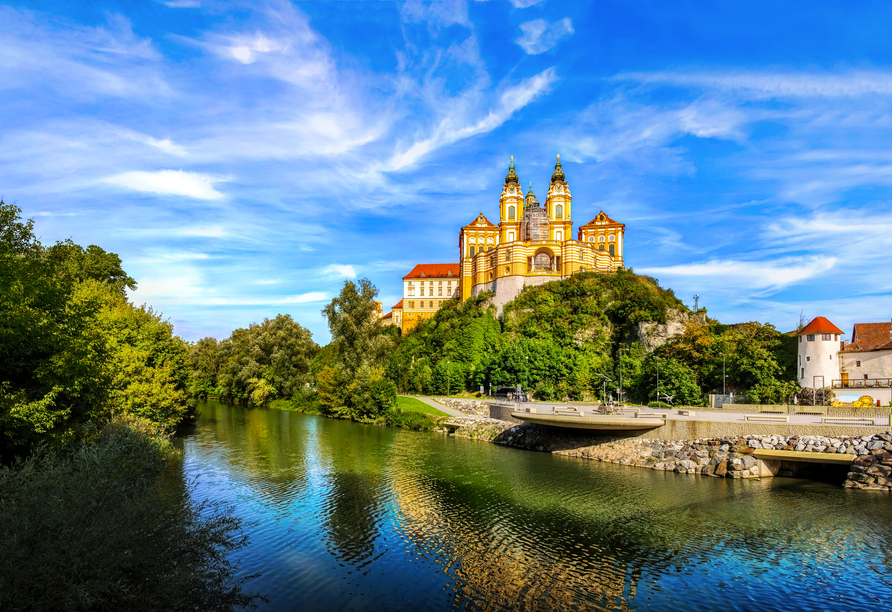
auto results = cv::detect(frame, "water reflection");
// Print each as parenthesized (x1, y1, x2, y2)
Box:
(182, 402, 892, 612)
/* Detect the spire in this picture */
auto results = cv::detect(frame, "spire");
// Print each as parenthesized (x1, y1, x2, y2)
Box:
(551, 153, 565, 183)
(504, 155, 519, 185)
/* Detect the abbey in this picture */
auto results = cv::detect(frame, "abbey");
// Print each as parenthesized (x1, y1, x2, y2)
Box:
(459, 156, 625, 310)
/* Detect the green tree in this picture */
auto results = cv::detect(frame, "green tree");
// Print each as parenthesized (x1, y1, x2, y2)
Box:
(322, 279, 393, 376)
(45, 240, 137, 297)
(0, 202, 112, 457)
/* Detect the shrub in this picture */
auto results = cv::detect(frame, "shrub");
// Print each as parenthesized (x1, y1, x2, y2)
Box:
(0, 415, 263, 611)
(647, 401, 672, 408)
(383, 408, 442, 431)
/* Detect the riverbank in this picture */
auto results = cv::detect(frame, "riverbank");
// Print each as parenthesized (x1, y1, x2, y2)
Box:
(438, 399, 892, 491)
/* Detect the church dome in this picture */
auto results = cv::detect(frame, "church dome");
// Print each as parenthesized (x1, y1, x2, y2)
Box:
(505, 156, 519, 185)
(551, 154, 565, 183)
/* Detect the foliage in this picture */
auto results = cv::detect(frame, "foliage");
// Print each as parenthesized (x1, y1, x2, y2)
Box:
(632, 356, 703, 406)
(85, 281, 194, 428)
(382, 408, 443, 431)
(322, 278, 393, 377)
(191, 315, 317, 404)
(45, 239, 137, 297)
(0, 415, 263, 611)
(647, 401, 672, 408)
(1, 201, 193, 457)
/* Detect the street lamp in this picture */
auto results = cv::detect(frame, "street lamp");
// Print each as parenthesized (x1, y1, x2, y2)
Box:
(656, 356, 660, 405)
(619, 347, 630, 407)
(596, 373, 613, 406)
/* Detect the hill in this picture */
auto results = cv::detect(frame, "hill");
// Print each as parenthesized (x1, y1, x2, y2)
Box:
(388, 270, 797, 405)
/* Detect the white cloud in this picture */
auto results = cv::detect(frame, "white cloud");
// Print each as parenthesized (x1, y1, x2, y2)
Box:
(161, 1, 201, 8)
(161, 252, 210, 260)
(639, 255, 838, 293)
(388, 68, 558, 170)
(105, 170, 226, 200)
(615, 70, 892, 99)
(324, 264, 357, 279)
(256, 279, 283, 285)
(510, 0, 543, 6)
(515, 18, 574, 55)
(179, 226, 227, 238)
(207, 292, 328, 306)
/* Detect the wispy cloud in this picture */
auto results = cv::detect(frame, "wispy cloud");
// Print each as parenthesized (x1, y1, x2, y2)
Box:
(639, 255, 838, 294)
(105, 170, 227, 200)
(515, 18, 574, 55)
(388, 68, 558, 170)
(615, 69, 892, 99)
(323, 264, 357, 279)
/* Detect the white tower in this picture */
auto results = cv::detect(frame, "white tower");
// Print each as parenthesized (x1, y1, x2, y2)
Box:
(797, 316, 844, 389)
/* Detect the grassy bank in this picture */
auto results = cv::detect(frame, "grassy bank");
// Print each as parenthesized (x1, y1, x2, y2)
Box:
(264, 395, 448, 431)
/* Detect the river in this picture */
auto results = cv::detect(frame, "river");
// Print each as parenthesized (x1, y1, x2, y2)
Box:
(180, 401, 892, 611)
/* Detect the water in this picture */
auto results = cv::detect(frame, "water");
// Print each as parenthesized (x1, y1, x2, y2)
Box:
(180, 401, 892, 611)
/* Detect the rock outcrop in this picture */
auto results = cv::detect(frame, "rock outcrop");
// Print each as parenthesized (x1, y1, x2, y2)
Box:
(634, 308, 707, 353)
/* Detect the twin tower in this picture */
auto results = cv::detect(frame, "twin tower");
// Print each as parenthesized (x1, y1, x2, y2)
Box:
(458, 155, 626, 310)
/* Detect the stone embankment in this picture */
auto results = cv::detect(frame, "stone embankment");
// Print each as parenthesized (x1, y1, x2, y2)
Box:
(846, 435, 892, 490)
(438, 398, 490, 417)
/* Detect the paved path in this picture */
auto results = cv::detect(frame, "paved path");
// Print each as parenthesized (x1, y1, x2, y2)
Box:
(508, 401, 890, 427)
(402, 395, 467, 418)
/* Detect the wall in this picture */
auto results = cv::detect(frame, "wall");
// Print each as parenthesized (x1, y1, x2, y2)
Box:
(798, 333, 839, 388)
(840, 349, 892, 380)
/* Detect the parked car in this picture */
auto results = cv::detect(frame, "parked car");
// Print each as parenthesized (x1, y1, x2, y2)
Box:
(494, 386, 528, 402)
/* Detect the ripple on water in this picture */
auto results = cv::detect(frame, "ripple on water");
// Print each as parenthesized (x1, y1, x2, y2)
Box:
(181, 402, 892, 611)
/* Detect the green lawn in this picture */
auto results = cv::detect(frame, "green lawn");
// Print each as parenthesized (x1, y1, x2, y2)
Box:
(396, 396, 450, 417)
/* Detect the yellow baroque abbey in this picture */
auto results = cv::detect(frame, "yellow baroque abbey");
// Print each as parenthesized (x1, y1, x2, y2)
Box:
(459, 155, 624, 310)
(383, 156, 625, 331)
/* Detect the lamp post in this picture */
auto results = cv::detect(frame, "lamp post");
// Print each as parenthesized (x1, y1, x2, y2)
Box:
(596, 373, 613, 406)
(656, 356, 660, 405)
(619, 347, 630, 407)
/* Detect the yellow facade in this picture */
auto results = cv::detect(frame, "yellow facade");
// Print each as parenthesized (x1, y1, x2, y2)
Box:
(391, 264, 460, 333)
(459, 156, 625, 301)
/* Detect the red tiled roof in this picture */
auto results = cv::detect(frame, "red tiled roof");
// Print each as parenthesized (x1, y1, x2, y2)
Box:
(462, 213, 496, 228)
(799, 316, 844, 336)
(392, 299, 404, 309)
(403, 264, 460, 279)
(841, 322, 892, 353)
(381, 312, 392, 319)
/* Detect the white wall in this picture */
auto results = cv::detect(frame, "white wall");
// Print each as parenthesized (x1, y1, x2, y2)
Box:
(798, 334, 840, 387)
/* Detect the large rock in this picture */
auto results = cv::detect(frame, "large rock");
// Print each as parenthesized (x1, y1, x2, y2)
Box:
(634, 309, 707, 353)
(714, 460, 728, 477)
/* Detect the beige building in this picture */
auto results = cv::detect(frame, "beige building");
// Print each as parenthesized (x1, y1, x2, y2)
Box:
(385, 264, 460, 333)
(459, 156, 625, 311)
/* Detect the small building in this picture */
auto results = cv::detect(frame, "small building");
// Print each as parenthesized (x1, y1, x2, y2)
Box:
(837, 320, 892, 403)
(382, 265, 460, 333)
(797, 316, 844, 389)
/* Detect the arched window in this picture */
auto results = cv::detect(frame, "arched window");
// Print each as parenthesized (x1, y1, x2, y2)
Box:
(588, 236, 594, 242)
(508, 206, 515, 220)
(556, 205, 563, 218)
(487, 246, 493, 252)
(508, 231, 515, 242)
(609, 244, 615, 256)
(556, 231, 563, 241)
(505, 266, 510, 274)
(470, 245, 476, 256)
(599, 244, 605, 251)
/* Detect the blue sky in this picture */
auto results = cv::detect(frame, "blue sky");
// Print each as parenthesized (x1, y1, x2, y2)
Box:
(3, 0, 892, 344)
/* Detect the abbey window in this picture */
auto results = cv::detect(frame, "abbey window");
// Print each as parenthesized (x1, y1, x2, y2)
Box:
(556, 204, 563, 218)
(508, 206, 515, 220)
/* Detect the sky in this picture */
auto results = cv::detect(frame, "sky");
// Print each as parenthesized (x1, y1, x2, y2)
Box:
(3, 0, 892, 344)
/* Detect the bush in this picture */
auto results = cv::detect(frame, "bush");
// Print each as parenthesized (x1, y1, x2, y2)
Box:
(383, 408, 442, 431)
(0, 415, 263, 611)
(647, 401, 672, 408)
